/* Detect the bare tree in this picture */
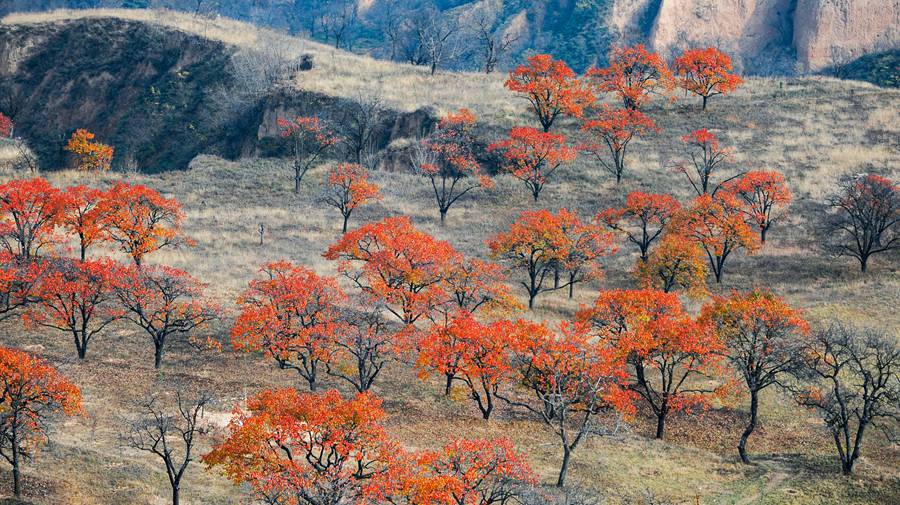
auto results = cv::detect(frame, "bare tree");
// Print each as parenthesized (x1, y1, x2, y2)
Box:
(339, 93, 385, 165)
(475, 16, 518, 74)
(325, 309, 393, 392)
(413, 9, 461, 75)
(123, 392, 212, 505)
(794, 323, 899, 475)
(322, 0, 359, 50)
(824, 172, 899, 272)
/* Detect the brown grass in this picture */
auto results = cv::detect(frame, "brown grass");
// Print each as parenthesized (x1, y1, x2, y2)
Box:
(0, 8, 899, 505)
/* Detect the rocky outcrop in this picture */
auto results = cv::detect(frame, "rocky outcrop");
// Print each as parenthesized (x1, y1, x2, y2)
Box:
(611, 0, 898, 73)
(793, 0, 899, 70)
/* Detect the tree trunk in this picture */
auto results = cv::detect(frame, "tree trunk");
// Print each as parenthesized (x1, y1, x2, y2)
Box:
(76, 337, 87, 360)
(702, 95, 708, 110)
(11, 435, 21, 498)
(439, 209, 447, 225)
(154, 341, 164, 369)
(172, 484, 180, 505)
(655, 411, 666, 439)
(444, 374, 453, 396)
(738, 389, 759, 464)
(760, 227, 767, 244)
(527, 292, 535, 310)
(556, 446, 571, 487)
(342, 213, 350, 233)
(859, 254, 868, 273)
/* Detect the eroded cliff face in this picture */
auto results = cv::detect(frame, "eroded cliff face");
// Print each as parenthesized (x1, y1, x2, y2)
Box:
(794, 0, 899, 70)
(610, 0, 898, 72)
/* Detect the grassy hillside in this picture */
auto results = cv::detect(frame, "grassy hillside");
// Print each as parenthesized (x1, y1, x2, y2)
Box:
(0, 9, 898, 505)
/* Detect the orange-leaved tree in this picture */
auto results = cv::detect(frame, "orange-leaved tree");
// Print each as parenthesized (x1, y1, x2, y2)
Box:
(677, 193, 760, 283)
(410, 437, 537, 504)
(412, 109, 492, 224)
(0, 177, 64, 259)
(723, 170, 791, 243)
(488, 208, 612, 308)
(596, 191, 680, 261)
(24, 258, 122, 360)
(504, 54, 594, 132)
(278, 116, 339, 192)
(0, 254, 46, 321)
(578, 289, 723, 439)
(673, 47, 743, 110)
(441, 256, 520, 317)
(205, 389, 399, 505)
(322, 162, 382, 232)
(114, 264, 217, 369)
(634, 233, 709, 298)
(59, 185, 110, 261)
(0, 347, 82, 498)
(232, 261, 347, 391)
(489, 127, 577, 202)
(700, 289, 809, 463)
(587, 44, 673, 110)
(499, 321, 633, 487)
(676, 129, 740, 196)
(324, 216, 458, 325)
(64, 129, 113, 171)
(580, 105, 659, 183)
(99, 182, 191, 266)
(416, 311, 525, 418)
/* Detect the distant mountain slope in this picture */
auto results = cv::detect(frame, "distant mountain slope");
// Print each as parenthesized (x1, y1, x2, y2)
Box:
(2, 1, 897, 74)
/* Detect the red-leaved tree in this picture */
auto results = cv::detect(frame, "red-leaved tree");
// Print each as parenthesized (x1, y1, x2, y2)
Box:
(231, 261, 347, 391)
(59, 185, 110, 261)
(673, 47, 743, 110)
(676, 129, 740, 197)
(322, 162, 382, 232)
(678, 193, 760, 283)
(504, 54, 594, 132)
(278, 116, 339, 192)
(724, 170, 792, 243)
(0, 347, 82, 498)
(580, 105, 659, 183)
(596, 191, 680, 261)
(489, 127, 577, 202)
(115, 264, 217, 368)
(824, 173, 899, 272)
(0, 177, 64, 259)
(0, 113, 13, 138)
(587, 44, 673, 110)
(412, 109, 492, 224)
(579, 289, 723, 439)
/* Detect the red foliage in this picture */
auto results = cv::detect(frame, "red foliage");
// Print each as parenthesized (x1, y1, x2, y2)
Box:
(723, 170, 791, 243)
(504, 54, 594, 132)
(413, 109, 492, 224)
(99, 182, 191, 265)
(578, 289, 723, 439)
(277, 116, 338, 192)
(322, 163, 382, 232)
(596, 191, 680, 260)
(231, 261, 347, 390)
(489, 127, 577, 202)
(580, 105, 659, 183)
(205, 389, 399, 505)
(676, 128, 739, 196)
(59, 185, 109, 260)
(587, 44, 674, 110)
(0, 347, 82, 498)
(24, 258, 123, 360)
(826, 174, 898, 272)
(673, 47, 743, 110)
(0, 253, 46, 321)
(114, 264, 217, 368)
(0, 178, 64, 258)
(324, 216, 459, 325)
(0, 113, 13, 138)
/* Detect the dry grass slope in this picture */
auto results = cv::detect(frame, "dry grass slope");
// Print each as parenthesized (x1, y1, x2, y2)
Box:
(0, 8, 898, 505)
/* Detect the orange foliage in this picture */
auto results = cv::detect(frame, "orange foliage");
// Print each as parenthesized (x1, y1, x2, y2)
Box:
(64, 129, 113, 171)
(324, 216, 459, 325)
(0, 253, 46, 321)
(578, 289, 723, 439)
(0, 347, 82, 497)
(322, 163, 382, 232)
(99, 182, 191, 265)
(723, 170, 791, 243)
(59, 185, 109, 260)
(587, 44, 674, 110)
(677, 193, 759, 283)
(409, 437, 537, 504)
(277, 116, 338, 192)
(580, 105, 659, 183)
(488, 208, 613, 308)
(0, 178, 64, 258)
(634, 234, 709, 298)
(440, 256, 520, 317)
(114, 264, 217, 369)
(596, 191, 680, 260)
(489, 127, 577, 202)
(231, 261, 347, 390)
(504, 54, 594, 132)
(414, 109, 492, 224)
(24, 258, 123, 360)
(205, 389, 398, 505)
(673, 47, 743, 110)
